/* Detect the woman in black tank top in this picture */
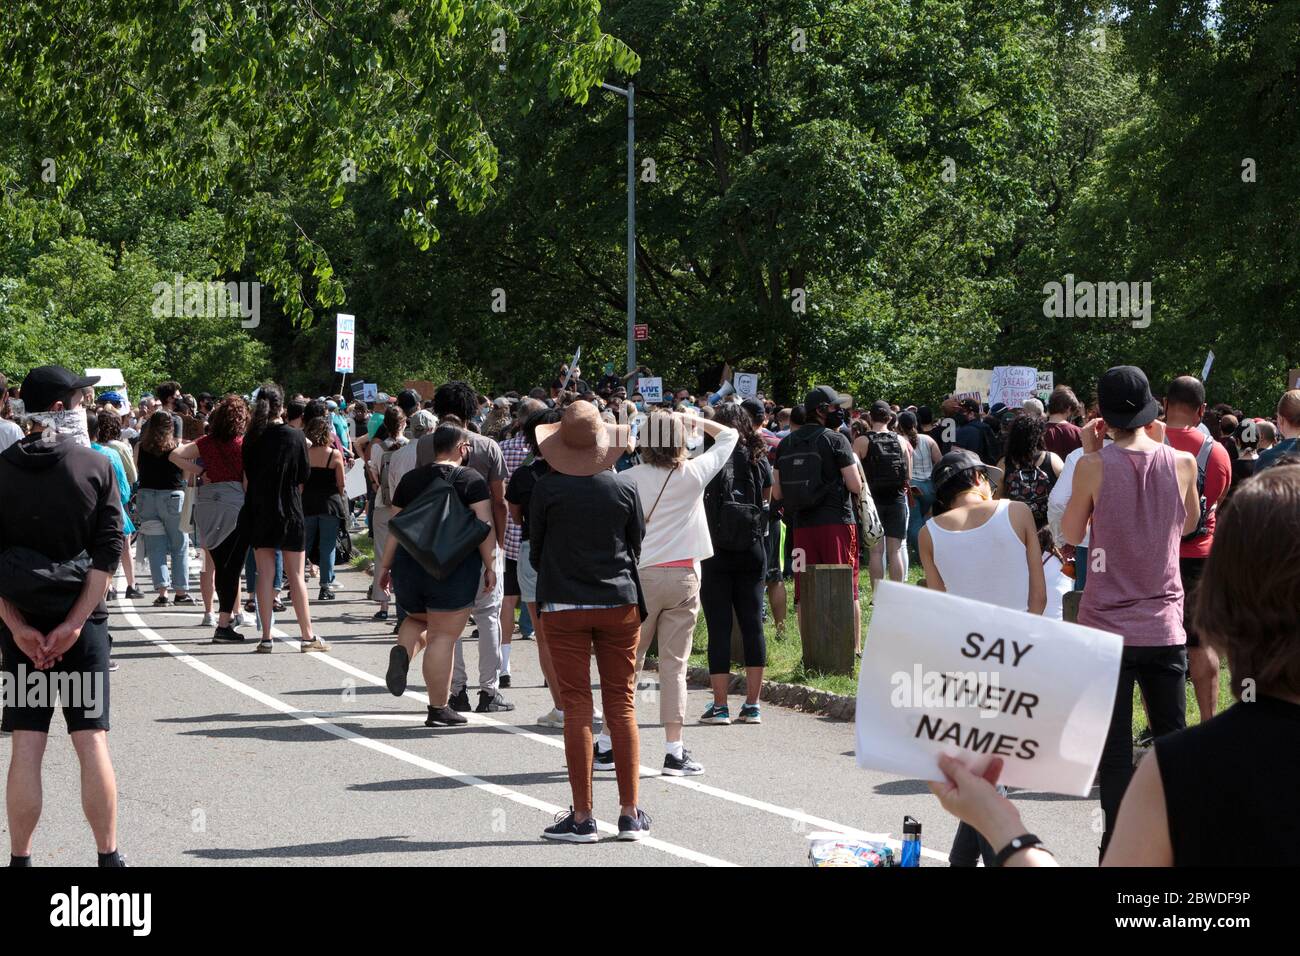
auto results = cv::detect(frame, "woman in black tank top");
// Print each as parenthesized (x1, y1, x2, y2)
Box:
(924, 465, 1300, 867)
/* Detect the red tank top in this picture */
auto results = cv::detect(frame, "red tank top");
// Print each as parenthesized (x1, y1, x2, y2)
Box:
(197, 435, 244, 484)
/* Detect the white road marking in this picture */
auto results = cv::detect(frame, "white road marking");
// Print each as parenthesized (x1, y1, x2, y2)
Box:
(118, 599, 735, 867)
(278, 627, 953, 862)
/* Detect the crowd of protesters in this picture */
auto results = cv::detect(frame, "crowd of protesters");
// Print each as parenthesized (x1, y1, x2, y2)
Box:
(1, 359, 1296, 864)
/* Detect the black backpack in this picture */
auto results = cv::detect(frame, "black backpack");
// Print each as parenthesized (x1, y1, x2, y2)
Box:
(1170, 431, 1216, 541)
(864, 431, 908, 495)
(707, 451, 765, 552)
(776, 429, 832, 516)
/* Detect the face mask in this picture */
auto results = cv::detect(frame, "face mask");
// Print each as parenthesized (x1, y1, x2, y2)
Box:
(825, 408, 846, 428)
(26, 408, 92, 448)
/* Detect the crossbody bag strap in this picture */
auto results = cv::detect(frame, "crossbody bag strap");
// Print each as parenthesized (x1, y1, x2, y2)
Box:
(645, 468, 674, 524)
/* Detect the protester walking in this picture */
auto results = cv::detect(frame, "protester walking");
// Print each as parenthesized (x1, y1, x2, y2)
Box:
(377, 424, 498, 726)
(135, 409, 194, 606)
(239, 384, 329, 653)
(303, 402, 349, 602)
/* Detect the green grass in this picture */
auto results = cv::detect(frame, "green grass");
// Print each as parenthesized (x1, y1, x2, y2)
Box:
(680, 561, 1235, 734)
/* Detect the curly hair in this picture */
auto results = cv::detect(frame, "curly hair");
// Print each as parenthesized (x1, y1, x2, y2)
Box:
(208, 394, 249, 443)
(1003, 414, 1047, 471)
(433, 381, 478, 422)
(96, 410, 122, 444)
(712, 402, 765, 465)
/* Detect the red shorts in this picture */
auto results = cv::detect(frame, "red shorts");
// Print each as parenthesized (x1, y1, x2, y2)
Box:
(792, 523, 859, 602)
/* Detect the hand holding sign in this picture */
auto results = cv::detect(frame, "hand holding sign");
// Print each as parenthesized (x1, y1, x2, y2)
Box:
(855, 582, 1121, 796)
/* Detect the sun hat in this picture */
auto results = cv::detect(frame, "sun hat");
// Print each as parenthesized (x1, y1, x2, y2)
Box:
(535, 400, 631, 476)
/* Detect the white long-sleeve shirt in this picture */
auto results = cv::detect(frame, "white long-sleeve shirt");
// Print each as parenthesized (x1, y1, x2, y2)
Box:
(623, 426, 738, 568)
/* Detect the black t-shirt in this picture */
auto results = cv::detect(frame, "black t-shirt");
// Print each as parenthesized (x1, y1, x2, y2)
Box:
(393, 462, 489, 511)
(505, 458, 550, 542)
(774, 424, 856, 528)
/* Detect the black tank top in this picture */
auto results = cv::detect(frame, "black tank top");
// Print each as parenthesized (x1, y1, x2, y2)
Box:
(302, 451, 341, 516)
(1155, 696, 1300, 865)
(137, 448, 184, 490)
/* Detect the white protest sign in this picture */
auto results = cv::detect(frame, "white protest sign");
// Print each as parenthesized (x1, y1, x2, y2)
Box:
(734, 372, 759, 399)
(988, 365, 1038, 408)
(639, 376, 663, 404)
(362, 383, 378, 403)
(1201, 350, 1214, 381)
(86, 368, 126, 388)
(343, 458, 368, 500)
(335, 313, 356, 373)
(1037, 371, 1053, 393)
(855, 582, 1121, 796)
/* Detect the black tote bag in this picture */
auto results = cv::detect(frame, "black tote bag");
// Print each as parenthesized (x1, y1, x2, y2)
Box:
(387, 466, 491, 580)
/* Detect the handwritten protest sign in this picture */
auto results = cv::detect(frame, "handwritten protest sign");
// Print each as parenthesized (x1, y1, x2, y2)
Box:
(402, 380, 436, 401)
(855, 582, 1121, 796)
(734, 373, 759, 399)
(988, 366, 1039, 408)
(639, 377, 663, 404)
(954, 368, 992, 399)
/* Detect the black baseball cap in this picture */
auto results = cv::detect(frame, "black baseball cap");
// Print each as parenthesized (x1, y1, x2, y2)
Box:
(740, 398, 765, 422)
(804, 385, 852, 414)
(396, 389, 421, 413)
(1097, 365, 1159, 429)
(932, 448, 1003, 497)
(20, 365, 99, 413)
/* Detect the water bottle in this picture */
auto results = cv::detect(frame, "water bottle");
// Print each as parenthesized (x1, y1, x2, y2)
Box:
(900, 816, 921, 867)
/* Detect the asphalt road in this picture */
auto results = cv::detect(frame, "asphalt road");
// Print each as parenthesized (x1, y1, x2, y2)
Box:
(0, 559, 1103, 867)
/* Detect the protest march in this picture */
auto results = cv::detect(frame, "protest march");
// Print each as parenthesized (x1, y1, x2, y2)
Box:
(0, 0, 1292, 937)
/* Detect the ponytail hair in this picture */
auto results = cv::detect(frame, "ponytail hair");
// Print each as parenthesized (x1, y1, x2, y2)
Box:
(247, 383, 284, 444)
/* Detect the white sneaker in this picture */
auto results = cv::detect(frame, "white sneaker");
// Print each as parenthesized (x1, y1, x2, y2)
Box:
(537, 708, 564, 729)
(232, 611, 246, 627)
(201, 612, 216, 627)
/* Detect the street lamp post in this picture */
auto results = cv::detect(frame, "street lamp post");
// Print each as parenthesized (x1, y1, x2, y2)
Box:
(600, 80, 636, 385)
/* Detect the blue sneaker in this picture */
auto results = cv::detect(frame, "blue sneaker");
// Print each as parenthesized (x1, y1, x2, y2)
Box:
(736, 703, 762, 724)
(617, 808, 652, 842)
(542, 809, 599, 843)
(699, 703, 731, 725)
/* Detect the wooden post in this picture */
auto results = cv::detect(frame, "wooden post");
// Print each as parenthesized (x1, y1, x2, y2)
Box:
(800, 564, 855, 675)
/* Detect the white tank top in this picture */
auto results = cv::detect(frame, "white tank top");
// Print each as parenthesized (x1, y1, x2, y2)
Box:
(926, 499, 1029, 611)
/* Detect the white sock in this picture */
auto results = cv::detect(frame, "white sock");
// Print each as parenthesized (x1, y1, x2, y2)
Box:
(665, 740, 684, 760)
(500, 644, 511, 674)
(597, 732, 612, 753)
(554, 709, 563, 718)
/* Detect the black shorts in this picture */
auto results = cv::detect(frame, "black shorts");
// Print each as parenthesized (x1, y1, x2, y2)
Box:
(764, 521, 783, 583)
(392, 547, 482, 614)
(1179, 556, 1205, 649)
(504, 557, 521, 597)
(872, 493, 910, 541)
(1, 617, 112, 733)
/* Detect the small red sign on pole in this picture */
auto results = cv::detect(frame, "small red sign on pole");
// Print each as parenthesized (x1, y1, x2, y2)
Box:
(634, 324, 648, 341)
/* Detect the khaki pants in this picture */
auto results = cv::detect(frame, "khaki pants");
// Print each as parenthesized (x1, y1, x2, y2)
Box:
(636, 565, 702, 727)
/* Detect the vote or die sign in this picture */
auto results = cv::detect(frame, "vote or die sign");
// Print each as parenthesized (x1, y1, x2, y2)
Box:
(734, 372, 759, 399)
(335, 313, 356, 373)
(988, 366, 1038, 408)
(639, 376, 663, 403)
(855, 582, 1122, 796)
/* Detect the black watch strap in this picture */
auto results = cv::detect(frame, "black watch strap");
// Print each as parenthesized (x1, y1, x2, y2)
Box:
(993, 833, 1050, 867)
